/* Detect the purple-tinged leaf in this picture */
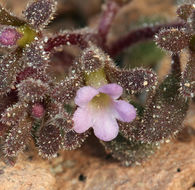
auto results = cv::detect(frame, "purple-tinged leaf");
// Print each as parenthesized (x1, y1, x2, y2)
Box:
(0, 91, 18, 114)
(22, 41, 49, 69)
(1, 103, 28, 127)
(17, 78, 49, 103)
(45, 102, 63, 119)
(73, 45, 111, 74)
(0, 91, 18, 136)
(0, 49, 23, 95)
(62, 129, 89, 150)
(23, 0, 57, 29)
(119, 119, 141, 141)
(0, 123, 9, 137)
(51, 75, 84, 103)
(3, 118, 32, 156)
(0, 152, 16, 166)
(52, 109, 72, 132)
(134, 75, 188, 143)
(105, 63, 158, 94)
(154, 28, 191, 53)
(46, 102, 73, 130)
(16, 67, 37, 83)
(37, 122, 62, 158)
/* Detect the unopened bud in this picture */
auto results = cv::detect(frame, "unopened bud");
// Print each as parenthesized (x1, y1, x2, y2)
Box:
(0, 26, 21, 47)
(31, 103, 45, 119)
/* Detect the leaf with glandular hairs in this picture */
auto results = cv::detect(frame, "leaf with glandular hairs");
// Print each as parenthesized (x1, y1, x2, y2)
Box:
(3, 117, 32, 156)
(101, 134, 158, 166)
(105, 63, 158, 94)
(23, 0, 57, 29)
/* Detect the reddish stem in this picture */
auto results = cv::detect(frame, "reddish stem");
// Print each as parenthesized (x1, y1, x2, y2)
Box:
(107, 21, 185, 57)
(45, 21, 185, 59)
(44, 33, 88, 52)
(98, 1, 119, 43)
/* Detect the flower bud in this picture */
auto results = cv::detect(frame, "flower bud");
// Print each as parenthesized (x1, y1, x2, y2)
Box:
(0, 26, 21, 47)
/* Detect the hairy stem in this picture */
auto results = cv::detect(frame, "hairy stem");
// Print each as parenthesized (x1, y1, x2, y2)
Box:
(107, 22, 185, 56)
(44, 33, 89, 52)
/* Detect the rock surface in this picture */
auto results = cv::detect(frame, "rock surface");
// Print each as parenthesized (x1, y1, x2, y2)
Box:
(0, 156, 56, 190)
(54, 127, 195, 190)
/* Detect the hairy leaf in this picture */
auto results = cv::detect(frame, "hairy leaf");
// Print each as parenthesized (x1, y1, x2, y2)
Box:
(23, 0, 57, 29)
(139, 75, 188, 142)
(37, 122, 62, 158)
(3, 118, 32, 156)
(22, 41, 49, 69)
(120, 54, 189, 143)
(51, 76, 84, 103)
(62, 129, 89, 150)
(45, 102, 71, 131)
(101, 134, 157, 166)
(74, 45, 109, 73)
(105, 63, 157, 94)
(17, 78, 49, 103)
(0, 49, 23, 95)
(1, 103, 28, 127)
(180, 58, 195, 97)
(176, 4, 194, 21)
(155, 28, 191, 53)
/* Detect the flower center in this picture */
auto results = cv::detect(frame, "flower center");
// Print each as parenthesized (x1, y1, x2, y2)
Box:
(90, 93, 112, 110)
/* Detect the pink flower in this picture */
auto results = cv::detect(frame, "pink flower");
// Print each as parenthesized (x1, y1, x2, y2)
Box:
(73, 83, 136, 141)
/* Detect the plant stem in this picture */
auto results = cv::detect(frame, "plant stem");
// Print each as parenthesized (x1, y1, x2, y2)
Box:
(44, 33, 89, 52)
(107, 22, 185, 57)
(98, 1, 119, 43)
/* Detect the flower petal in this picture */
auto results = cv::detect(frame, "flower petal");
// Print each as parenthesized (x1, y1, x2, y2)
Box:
(73, 107, 92, 133)
(98, 83, 123, 99)
(114, 100, 136, 122)
(93, 113, 119, 141)
(74, 86, 99, 107)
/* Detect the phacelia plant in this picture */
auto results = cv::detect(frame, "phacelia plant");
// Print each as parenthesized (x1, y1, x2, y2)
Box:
(0, 0, 194, 166)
